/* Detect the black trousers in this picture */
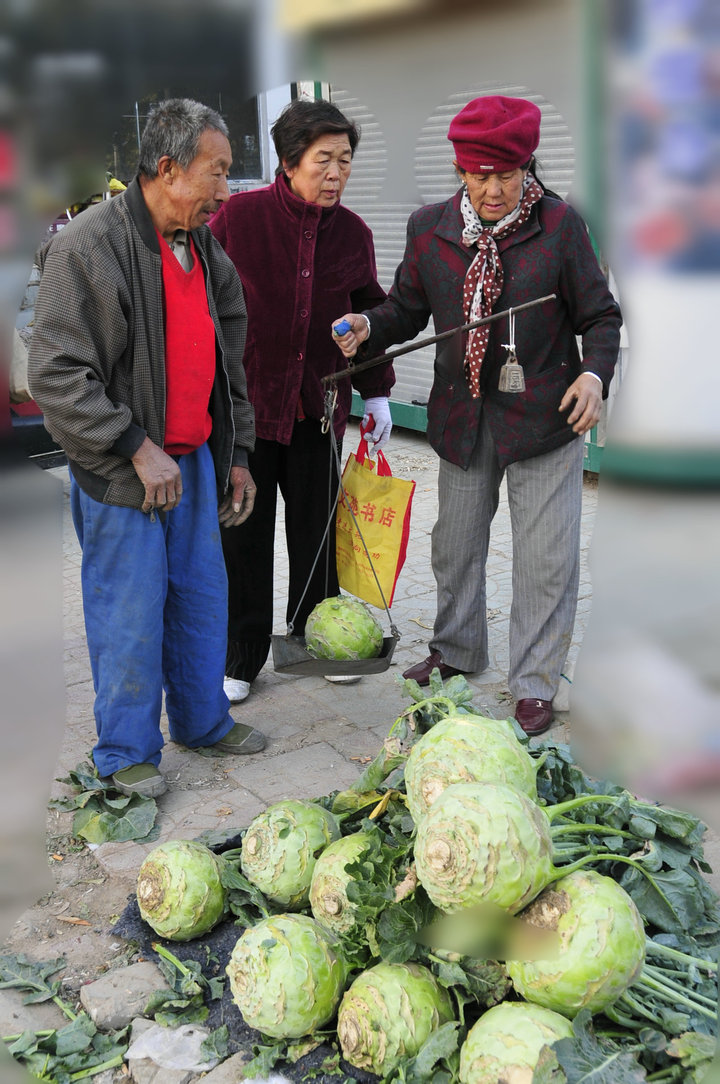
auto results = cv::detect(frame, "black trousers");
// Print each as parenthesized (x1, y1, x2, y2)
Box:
(222, 418, 341, 682)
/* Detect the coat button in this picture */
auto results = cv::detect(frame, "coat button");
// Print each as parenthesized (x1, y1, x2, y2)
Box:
(304, 230, 313, 239)
(301, 269, 310, 278)
(300, 309, 308, 318)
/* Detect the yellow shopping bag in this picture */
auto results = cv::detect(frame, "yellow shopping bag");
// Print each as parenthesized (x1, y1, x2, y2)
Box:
(336, 431, 416, 610)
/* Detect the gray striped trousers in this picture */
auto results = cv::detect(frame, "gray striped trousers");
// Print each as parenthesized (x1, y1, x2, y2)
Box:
(430, 413, 584, 701)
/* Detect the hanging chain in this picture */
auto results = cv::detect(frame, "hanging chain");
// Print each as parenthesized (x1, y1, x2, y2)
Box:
(501, 306, 516, 360)
(321, 384, 338, 434)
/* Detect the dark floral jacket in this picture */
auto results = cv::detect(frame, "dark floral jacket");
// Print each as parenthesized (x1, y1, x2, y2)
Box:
(362, 189, 622, 468)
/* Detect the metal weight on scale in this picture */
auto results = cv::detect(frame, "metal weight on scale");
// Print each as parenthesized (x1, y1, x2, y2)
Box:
(498, 307, 525, 393)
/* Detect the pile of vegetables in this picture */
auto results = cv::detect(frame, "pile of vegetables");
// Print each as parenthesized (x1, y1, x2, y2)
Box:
(129, 673, 719, 1083)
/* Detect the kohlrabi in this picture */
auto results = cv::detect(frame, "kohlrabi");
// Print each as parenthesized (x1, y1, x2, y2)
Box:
(459, 1001, 574, 1084)
(507, 868, 646, 1016)
(309, 830, 376, 937)
(337, 961, 454, 1076)
(404, 714, 539, 823)
(227, 913, 346, 1039)
(136, 840, 227, 941)
(414, 781, 555, 915)
(240, 799, 341, 909)
(304, 595, 383, 660)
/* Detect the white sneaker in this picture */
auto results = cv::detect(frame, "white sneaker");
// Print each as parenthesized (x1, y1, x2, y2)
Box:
(224, 676, 251, 702)
(324, 675, 362, 685)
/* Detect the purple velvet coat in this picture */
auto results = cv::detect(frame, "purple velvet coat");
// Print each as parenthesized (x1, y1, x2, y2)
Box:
(210, 175, 394, 444)
(362, 190, 622, 468)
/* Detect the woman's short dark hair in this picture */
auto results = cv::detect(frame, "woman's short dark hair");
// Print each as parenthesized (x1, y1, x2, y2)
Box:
(271, 99, 360, 176)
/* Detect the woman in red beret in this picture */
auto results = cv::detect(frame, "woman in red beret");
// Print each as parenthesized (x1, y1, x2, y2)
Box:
(334, 95, 622, 736)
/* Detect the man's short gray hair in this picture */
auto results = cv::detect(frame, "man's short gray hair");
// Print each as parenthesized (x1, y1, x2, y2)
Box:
(138, 98, 229, 177)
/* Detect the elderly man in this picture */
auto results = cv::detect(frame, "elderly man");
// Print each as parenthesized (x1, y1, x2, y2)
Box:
(29, 98, 266, 798)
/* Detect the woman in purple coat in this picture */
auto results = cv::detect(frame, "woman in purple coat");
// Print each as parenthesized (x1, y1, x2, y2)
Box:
(335, 96, 621, 736)
(210, 99, 394, 702)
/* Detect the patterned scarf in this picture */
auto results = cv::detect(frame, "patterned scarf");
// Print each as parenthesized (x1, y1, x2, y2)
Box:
(461, 175, 544, 398)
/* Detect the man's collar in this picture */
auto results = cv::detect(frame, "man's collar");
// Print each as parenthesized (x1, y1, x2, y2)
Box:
(169, 229, 189, 249)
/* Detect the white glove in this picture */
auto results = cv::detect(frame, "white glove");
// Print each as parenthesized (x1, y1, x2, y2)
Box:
(361, 396, 392, 451)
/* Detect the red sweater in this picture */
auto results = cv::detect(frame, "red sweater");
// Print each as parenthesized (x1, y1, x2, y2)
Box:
(158, 232, 215, 454)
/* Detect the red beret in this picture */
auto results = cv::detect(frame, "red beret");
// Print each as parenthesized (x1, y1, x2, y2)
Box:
(448, 95, 541, 173)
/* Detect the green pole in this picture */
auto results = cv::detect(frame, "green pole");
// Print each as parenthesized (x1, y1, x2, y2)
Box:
(581, 0, 609, 472)
(581, 0, 607, 248)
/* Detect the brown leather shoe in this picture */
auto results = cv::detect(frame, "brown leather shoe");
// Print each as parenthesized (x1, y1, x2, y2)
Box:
(515, 698, 553, 736)
(402, 650, 463, 687)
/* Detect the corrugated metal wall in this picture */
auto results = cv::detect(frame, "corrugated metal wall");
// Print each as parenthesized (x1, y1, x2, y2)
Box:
(331, 84, 575, 417)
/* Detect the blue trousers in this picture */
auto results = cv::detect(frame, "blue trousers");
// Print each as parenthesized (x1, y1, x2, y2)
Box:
(70, 443, 234, 776)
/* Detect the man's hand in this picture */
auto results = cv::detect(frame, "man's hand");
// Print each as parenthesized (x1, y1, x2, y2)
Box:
(332, 314, 369, 359)
(218, 465, 256, 527)
(131, 436, 183, 512)
(559, 373, 603, 435)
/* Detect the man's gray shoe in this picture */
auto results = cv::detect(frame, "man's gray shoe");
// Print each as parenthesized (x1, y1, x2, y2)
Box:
(212, 722, 266, 754)
(109, 763, 167, 798)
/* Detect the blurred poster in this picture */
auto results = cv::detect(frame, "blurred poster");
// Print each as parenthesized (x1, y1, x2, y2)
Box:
(572, 0, 720, 826)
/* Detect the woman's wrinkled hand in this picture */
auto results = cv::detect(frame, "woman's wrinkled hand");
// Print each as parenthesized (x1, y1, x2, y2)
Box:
(331, 313, 369, 359)
(559, 373, 604, 435)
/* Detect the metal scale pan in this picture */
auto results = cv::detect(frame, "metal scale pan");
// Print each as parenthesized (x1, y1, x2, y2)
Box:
(271, 632, 398, 676)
